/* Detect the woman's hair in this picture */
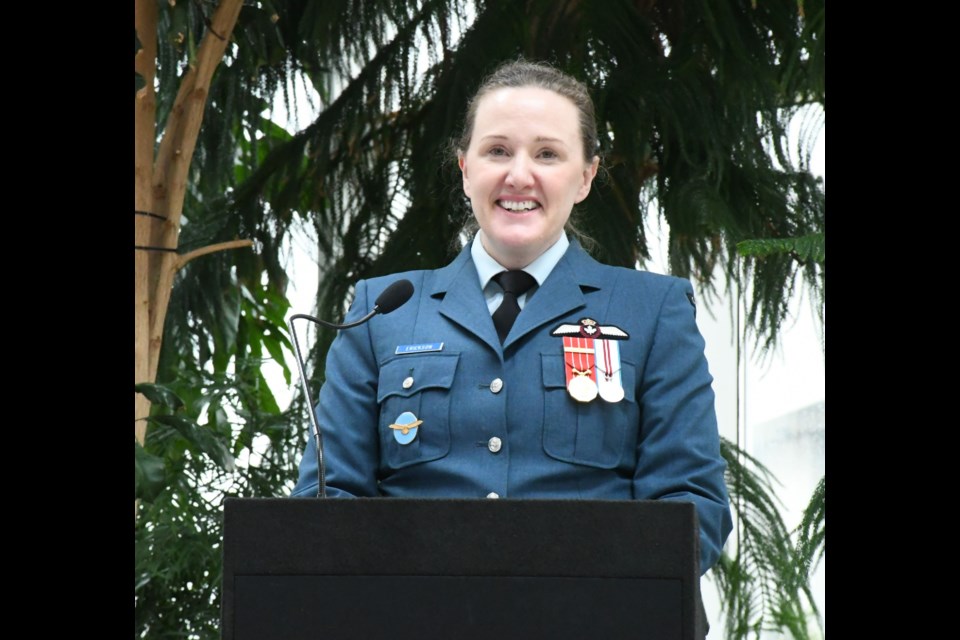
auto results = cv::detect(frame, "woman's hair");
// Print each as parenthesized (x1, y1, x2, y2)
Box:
(451, 59, 601, 252)
(455, 59, 600, 162)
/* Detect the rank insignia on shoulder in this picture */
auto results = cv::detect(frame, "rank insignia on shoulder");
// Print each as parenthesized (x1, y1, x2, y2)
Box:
(551, 317, 629, 340)
(389, 411, 422, 445)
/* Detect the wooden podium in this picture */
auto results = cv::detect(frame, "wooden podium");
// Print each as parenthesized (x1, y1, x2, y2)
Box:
(221, 498, 705, 639)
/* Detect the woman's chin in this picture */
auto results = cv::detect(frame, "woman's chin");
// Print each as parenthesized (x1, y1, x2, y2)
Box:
(484, 234, 553, 267)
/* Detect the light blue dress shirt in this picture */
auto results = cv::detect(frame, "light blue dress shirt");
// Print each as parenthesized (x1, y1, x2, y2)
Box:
(471, 230, 569, 314)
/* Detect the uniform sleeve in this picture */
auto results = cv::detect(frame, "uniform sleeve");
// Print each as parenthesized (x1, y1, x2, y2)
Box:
(291, 279, 381, 498)
(632, 278, 733, 573)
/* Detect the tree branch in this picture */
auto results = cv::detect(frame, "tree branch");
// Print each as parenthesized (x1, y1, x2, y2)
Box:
(175, 239, 254, 272)
(134, 0, 157, 213)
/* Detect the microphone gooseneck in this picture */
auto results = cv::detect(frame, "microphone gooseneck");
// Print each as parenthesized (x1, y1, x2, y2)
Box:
(286, 279, 415, 497)
(290, 279, 415, 331)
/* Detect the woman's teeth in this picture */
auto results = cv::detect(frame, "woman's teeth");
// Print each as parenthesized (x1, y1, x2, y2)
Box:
(498, 200, 538, 212)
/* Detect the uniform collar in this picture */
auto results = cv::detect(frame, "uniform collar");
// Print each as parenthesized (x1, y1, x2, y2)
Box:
(429, 237, 609, 351)
(470, 230, 570, 290)
(430, 236, 606, 298)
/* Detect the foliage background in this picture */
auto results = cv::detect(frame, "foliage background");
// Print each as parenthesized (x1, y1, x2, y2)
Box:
(134, 1, 824, 637)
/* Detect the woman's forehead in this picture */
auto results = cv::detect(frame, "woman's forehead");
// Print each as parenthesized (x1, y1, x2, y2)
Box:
(473, 87, 581, 138)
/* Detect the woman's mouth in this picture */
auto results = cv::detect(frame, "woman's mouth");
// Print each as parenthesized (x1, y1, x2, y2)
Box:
(497, 199, 540, 212)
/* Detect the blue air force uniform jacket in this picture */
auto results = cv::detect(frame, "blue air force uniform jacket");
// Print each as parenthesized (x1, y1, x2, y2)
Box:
(292, 241, 733, 573)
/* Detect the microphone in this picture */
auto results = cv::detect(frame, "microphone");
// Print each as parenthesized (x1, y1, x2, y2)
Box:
(374, 278, 415, 314)
(286, 279, 415, 498)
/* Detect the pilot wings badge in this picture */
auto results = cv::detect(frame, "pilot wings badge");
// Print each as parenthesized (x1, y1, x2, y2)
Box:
(551, 317, 629, 341)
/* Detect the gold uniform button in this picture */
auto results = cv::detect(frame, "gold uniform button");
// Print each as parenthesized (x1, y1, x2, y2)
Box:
(402, 376, 414, 389)
(490, 378, 503, 394)
(488, 437, 502, 453)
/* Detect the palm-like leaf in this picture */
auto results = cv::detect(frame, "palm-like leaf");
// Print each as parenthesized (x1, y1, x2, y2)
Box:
(713, 438, 823, 639)
(211, 0, 824, 357)
(795, 475, 825, 581)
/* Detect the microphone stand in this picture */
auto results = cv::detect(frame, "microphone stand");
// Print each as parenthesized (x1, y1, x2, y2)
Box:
(287, 279, 414, 498)
(287, 314, 329, 497)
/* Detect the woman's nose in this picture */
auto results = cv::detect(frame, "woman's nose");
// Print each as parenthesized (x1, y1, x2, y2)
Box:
(505, 154, 534, 189)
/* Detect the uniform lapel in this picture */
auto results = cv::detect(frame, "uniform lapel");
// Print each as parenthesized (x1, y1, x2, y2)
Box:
(505, 241, 606, 349)
(431, 246, 501, 351)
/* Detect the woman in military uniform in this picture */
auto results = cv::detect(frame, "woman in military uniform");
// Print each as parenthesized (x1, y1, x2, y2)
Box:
(292, 60, 732, 576)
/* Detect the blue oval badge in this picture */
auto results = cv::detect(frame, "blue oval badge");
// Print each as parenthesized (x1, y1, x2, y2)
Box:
(389, 411, 422, 445)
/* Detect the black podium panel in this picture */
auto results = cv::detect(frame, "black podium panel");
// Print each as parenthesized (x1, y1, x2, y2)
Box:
(222, 498, 703, 640)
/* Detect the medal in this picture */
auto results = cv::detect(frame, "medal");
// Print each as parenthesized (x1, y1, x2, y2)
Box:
(595, 339, 625, 403)
(562, 336, 598, 403)
(568, 372, 599, 402)
(553, 319, 630, 404)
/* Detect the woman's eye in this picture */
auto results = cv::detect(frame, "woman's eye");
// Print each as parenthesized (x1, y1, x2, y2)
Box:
(539, 149, 558, 159)
(487, 146, 508, 157)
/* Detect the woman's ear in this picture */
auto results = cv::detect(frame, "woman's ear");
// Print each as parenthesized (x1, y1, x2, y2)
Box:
(575, 156, 600, 203)
(458, 153, 471, 197)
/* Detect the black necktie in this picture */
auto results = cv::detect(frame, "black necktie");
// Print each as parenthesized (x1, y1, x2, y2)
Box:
(492, 270, 537, 343)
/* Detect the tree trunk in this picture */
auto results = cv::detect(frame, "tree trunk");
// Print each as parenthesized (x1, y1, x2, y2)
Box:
(135, 0, 158, 448)
(134, 0, 249, 449)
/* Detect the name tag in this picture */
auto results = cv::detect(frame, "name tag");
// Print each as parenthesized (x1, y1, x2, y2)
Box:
(395, 342, 444, 355)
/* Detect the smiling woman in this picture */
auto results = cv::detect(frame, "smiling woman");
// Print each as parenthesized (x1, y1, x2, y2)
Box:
(291, 61, 733, 612)
(458, 86, 599, 269)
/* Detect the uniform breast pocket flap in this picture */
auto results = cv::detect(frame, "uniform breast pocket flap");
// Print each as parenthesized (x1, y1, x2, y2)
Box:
(540, 352, 638, 469)
(377, 353, 460, 469)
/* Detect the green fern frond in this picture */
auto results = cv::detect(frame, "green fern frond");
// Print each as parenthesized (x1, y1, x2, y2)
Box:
(736, 233, 824, 264)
